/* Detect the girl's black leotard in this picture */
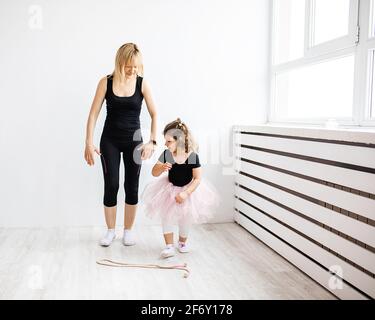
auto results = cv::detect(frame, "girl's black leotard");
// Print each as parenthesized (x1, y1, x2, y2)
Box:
(99, 74, 144, 207)
(158, 149, 201, 187)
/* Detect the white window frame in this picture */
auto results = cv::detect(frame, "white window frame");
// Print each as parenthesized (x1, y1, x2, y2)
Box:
(305, 0, 359, 57)
(269, 0, 375, 127)
(359, 0, 375, 125)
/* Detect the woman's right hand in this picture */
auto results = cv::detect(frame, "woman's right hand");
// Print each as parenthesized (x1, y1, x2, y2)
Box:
(84, 144, 101, 166)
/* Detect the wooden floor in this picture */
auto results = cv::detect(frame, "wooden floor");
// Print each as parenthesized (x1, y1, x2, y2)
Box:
(0, 223, 335, 300)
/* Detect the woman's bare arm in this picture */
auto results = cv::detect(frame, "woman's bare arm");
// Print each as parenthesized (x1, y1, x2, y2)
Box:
(142, 79, 157, 142)
(85, 76, 107, 146)
(84, 76, 107, 166)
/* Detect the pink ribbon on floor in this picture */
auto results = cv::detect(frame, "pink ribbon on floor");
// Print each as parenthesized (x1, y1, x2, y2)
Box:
(96, 259, 190, 278)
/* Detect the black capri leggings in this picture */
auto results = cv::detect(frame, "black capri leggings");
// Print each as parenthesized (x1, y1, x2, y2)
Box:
(99, 135, 143, 207)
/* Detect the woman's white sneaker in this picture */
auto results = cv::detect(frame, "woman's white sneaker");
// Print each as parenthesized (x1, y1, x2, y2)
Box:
(100, 229, 116, 247)
(160, 245, 176, 258)
(122, 229, 136, 246)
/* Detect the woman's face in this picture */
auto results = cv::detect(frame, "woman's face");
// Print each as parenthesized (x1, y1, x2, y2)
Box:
(164, 134, 177, 153)
(123, 58, 139, 77)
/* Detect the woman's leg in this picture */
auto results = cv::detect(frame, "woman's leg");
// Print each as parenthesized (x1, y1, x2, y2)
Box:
(124, 203, 137, 230)
(122, 203, 137, 246)
(100, 136, 121, 229)
(122, 142, 142, 228)
(104, 206, 117, 229)
(121, 141, 142, 245)
(100, 205, 117, 246)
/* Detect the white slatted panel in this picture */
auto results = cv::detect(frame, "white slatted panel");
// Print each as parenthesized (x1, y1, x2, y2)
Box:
(235, 174, 375, 247)
(239, 133, 375, 169)
(240, 147, 375, 194)
(235, 186, 375, 274)
(233, 127, 375, 300)
(240, 160, 375, 221)
(234, 210, 367, 300)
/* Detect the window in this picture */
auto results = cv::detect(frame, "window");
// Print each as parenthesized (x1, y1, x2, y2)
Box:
(369, 1, 375, 120)
(274, 55, 354, 119)
(311, 0, 351, 45)
(370, 0, 375, 37)
(273, 0, 305, 64)
(370, 50, 375, 119)
(270, 0, 375, 126)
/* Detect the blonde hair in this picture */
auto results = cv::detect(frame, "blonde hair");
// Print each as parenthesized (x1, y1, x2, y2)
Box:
(163, 118, 198, 153)
(111, 43, 144, 79)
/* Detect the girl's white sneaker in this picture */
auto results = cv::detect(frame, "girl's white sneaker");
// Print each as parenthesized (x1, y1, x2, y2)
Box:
(178, 242, 190, 253)
(160, 245, 176, 258)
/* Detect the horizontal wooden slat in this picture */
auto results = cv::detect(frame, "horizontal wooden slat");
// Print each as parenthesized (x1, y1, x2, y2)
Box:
(239, 160, 375, 221)
(235, 188, 375, 274)
(235, 174, 375, 247)
(237, 133, 375, 170)
(234, 210, 367, 299)
(238, 146, 375, 194)
(234, 125, 375, 145)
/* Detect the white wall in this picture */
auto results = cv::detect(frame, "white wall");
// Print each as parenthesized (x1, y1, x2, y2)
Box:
(0, 0, 270, 227)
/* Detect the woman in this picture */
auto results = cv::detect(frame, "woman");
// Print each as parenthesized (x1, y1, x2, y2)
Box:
(84, 43, 157, 247)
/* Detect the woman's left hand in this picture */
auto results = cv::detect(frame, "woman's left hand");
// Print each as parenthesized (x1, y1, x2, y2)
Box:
(175, 191, 189, 204)
(139, 141, 155, 160)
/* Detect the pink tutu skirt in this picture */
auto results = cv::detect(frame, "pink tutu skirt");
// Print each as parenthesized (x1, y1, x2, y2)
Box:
(141, 175, 220, 225)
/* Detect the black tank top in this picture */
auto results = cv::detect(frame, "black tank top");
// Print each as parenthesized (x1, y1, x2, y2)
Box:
(102, 74, 143, 140)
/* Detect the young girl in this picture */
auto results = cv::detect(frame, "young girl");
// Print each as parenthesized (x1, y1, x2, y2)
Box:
(141, 118, 219, 258)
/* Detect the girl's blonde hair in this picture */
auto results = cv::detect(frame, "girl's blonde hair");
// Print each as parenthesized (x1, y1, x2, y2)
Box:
(111, 43, 144, 79)
(163, 118, 198, 153)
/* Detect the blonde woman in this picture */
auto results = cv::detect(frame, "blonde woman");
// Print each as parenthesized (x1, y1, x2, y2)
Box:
(84, 43, 157, 247)
(141, 118, 219, 258)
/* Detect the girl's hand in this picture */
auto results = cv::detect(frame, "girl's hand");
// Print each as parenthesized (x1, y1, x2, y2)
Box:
(175, 191, 189, 204)
(84, 144, 101, 166)
(139, 141, 155, 160)
(162, 162, 172, 172)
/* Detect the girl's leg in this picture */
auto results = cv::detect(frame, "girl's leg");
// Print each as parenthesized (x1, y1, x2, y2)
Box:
(178, 222, 192, 253)
(178, 222, 191, 242)
(162, 222, 174, 245)
(160, 220, 176, 258)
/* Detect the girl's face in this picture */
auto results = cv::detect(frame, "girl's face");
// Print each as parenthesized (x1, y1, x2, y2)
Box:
(123, 58, 139, 77)
(164, 134, 177, 153)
